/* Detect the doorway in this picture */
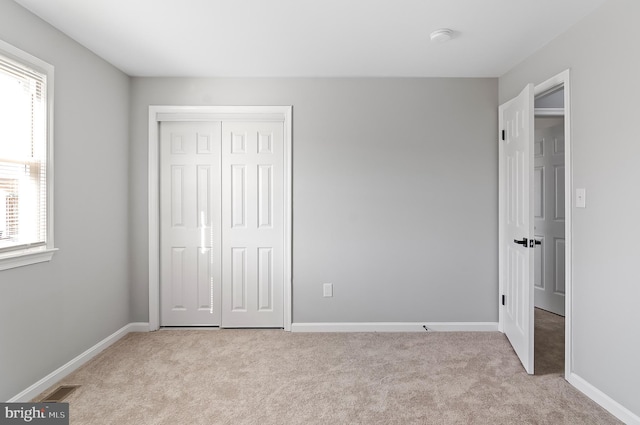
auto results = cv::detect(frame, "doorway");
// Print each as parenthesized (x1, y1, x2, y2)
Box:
(498, 70, 572, 378)
(534, 88, 566, 317)
(533, 87, 566, 374)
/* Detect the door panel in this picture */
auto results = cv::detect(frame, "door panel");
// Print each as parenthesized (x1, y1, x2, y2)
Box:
(501, 84, 535, 374)
(231, 247, 247, 310)
(534, 122, 566, 315)
(160, 122, 222, 326)
(534, 236, 544, 290)
(222, 122, 284, 327)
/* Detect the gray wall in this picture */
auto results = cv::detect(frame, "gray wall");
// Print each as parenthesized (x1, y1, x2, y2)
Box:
(534, 88, 564, 108)
(0, 1, 130, 401)
(500, 0, 640, 416)
(130, 78, 499, 324)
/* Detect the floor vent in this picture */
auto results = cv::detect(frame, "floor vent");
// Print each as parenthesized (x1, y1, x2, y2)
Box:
(41, 385, 80, 402)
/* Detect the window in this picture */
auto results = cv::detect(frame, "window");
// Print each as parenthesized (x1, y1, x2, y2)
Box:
(0, 40, 55, 271)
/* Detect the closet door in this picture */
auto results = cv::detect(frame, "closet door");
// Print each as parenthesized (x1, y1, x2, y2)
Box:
(159, 122, 222, 326)
(221, 122, 284, 328)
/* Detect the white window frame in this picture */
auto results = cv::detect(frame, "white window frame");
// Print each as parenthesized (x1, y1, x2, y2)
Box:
(0, 39, 56, 271)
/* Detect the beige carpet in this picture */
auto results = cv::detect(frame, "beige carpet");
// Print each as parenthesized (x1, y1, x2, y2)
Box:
(36, 325, 620, 424)
(535, 308, 565, 376)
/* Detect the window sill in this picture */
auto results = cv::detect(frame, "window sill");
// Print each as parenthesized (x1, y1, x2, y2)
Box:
(0, 247, 58, 271)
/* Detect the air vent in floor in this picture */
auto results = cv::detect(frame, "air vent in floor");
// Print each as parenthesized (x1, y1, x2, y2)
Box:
(41, 385, 80, 402)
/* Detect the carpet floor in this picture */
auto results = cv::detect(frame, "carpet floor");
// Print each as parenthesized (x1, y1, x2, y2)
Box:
(36, 318, 620, 424)
(534, 308, 565, 376)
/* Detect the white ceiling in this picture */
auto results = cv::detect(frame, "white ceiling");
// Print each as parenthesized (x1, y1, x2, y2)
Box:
(14, 0, 607, 78)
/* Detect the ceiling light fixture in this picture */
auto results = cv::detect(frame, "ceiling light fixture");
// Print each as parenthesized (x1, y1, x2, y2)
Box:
(430, 28, 453, 44)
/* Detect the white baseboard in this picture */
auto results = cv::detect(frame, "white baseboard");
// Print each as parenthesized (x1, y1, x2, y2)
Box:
(291, 322, 498, 332)
(568, 373, 640, 425)
(8, 322, 149, 402)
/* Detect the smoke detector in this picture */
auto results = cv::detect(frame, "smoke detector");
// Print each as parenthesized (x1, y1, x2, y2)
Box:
(430, 28, 453, 43)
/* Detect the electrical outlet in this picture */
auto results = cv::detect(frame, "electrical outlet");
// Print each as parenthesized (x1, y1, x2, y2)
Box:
(323, 283, 333, 297)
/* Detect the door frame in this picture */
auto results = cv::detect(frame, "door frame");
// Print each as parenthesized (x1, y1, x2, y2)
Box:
(498, 70, 572, 379)
(147, 105, 293, 331)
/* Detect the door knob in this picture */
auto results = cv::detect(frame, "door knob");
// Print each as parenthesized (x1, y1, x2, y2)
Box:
(513, 238, 528, 246)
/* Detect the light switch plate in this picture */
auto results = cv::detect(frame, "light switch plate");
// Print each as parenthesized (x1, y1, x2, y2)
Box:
(323, 283, 333, 297)
(576, 188, 586, 208)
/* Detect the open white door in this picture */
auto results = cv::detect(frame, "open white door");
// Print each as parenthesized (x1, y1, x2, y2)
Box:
(499, 84, 535, 374)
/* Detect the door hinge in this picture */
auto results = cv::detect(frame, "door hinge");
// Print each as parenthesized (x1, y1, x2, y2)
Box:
(502, 295, 506, 306)
(501, 130, 505, 141)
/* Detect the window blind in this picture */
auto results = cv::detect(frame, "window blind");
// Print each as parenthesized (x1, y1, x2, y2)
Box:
(0, 52, 47, 252)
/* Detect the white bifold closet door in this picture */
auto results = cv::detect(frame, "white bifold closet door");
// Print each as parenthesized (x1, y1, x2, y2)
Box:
(160, 120, 284, 328)
(160, 122, 223, 326)
(221, 122, 284, 328)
